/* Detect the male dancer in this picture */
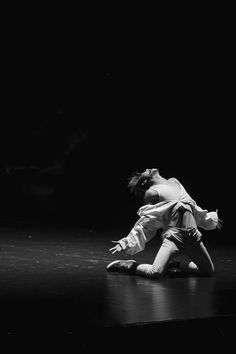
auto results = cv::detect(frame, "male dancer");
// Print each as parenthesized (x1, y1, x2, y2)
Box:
(107, 168, 222, 278)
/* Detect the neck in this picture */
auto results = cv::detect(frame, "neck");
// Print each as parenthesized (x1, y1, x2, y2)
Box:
(152, 176, 168, 185)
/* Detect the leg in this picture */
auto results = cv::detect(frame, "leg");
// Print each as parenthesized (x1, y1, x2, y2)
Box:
(181, 241, 214, 276)
(135, 238, 180, 278)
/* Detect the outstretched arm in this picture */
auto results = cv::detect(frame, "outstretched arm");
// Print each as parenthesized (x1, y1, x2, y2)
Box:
(108, 213, 163, 255)
(108, 189, 161, 255)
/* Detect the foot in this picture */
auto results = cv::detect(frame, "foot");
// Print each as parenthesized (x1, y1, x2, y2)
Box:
(107, 260, 137, 273)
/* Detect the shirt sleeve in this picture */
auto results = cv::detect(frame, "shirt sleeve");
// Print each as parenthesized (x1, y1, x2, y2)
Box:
(118, 215, 161, 255)
(193, 207, 221, 230)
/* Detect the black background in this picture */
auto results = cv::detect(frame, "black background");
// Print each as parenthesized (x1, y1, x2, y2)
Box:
(0, 11, 233, 239)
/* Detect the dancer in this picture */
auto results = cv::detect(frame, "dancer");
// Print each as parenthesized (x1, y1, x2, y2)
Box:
(107, 168, 222, 278)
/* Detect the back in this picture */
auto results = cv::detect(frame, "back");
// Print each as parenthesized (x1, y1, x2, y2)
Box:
(149, 179, 197, 229)
(150, 181, 181, 202)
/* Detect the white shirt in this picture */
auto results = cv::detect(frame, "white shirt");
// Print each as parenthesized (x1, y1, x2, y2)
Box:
(118, 178, 220, 255)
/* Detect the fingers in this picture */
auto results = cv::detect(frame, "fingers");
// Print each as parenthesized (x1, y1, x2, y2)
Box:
(217, 218, 223, 229)
(109, 245, 122, 253)
(109, 247, 118, 254)
(109, 246, 120, 251)
(109, 246, 117, 251)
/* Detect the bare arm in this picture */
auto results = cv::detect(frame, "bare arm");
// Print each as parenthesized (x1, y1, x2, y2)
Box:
(144, 189, 160, 205)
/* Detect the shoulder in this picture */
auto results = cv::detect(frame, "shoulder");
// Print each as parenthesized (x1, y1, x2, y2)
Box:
(144, 188, 160, 205)
(168, 177, 180, 183)
(145, 188, 159, 198)
(168, 177, 182, 187)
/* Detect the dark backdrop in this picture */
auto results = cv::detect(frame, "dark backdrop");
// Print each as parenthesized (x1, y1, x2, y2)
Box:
(0, 20, 233, 241)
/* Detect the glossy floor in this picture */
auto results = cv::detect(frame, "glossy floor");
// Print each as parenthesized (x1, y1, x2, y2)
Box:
(0, 225, 235, 349)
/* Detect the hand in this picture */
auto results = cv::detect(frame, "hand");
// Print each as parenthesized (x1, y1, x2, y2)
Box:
(109, 241, 123, 254)
(216, 210, 223, 230)
(217, 218, 223, 230)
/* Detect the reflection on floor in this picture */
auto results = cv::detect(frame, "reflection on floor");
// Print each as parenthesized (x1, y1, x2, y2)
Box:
(0, 225, 235, 350)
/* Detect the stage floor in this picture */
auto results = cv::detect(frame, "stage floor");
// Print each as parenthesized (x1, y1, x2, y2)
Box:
(0, 225, 235, 350)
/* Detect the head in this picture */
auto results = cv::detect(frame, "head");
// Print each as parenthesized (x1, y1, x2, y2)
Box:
(128, 168, 160, 197)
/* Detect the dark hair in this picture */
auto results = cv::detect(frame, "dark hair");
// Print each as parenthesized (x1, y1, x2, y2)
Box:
(128, 171, 152, 197)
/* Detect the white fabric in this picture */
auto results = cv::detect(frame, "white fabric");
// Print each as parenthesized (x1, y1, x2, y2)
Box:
(119, 178, 220, 255)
